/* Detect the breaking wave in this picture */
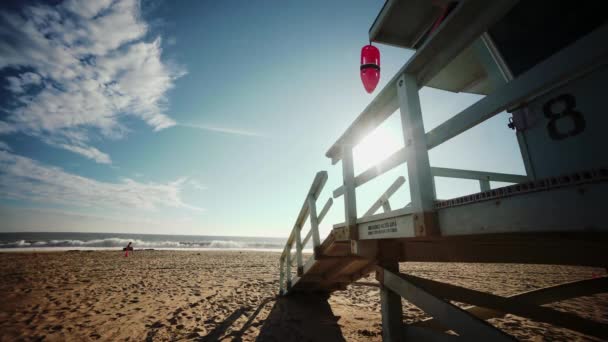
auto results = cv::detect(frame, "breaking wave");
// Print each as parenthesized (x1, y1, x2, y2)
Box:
(0, 237, 284, 250)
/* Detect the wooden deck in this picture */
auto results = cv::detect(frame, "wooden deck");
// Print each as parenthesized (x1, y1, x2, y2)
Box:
(286, 174, 608, 294)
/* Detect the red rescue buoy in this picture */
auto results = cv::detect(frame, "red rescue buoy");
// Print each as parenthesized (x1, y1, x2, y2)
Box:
(360, 44, 380, 93)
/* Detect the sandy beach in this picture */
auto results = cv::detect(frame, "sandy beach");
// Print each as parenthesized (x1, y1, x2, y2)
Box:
(0, 250, 606, 341)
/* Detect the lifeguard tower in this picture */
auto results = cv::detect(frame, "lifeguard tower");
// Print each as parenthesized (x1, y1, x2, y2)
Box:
(279, 1, 608, 340)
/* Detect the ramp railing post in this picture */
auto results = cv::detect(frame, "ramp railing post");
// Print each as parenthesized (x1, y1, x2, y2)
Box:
(479, 179, 491, 192)
(342, 145, 358, 240)
(307, 195, 322, 256)
(397, 73, 438, 236)
(378, 256, 404, 342)
(279, 257, 285, 295)
(295, 224, 304, 275)
(285, 245, 292, 290)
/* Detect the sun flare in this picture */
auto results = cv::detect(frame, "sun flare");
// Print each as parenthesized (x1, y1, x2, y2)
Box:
(353, 125, 403, 172)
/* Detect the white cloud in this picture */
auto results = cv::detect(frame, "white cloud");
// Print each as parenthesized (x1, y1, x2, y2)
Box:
(55, 143, 112, 165)
(0, 141, 11, 151)
(0, 149, 201, 211)
(0, 0, 184, 163)
(180, 123, 264, 137)
(188, 179, 207, 191)
(4, 72, 42, 93)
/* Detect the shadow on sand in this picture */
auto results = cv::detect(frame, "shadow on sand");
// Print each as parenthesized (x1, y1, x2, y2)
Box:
(192, 293, 344, 341)
(256, 293, 345, 341)
(198, 297, 275, 341)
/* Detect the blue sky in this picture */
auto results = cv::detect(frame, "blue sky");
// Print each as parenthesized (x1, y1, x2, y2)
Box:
(0, 0, 525, 238)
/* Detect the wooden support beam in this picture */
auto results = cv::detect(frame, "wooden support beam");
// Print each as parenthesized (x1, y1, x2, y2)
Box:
(397, 73, 438, 237)
(379, 268, 516, 341)
(285, 248, 292, 290)
(317, 197, 333, 225)
(479, 179, 491, 192)
(403, 274, 608, 340)
(301, 229, 313, 249)
(379, 261, 403, 342)
(295, 226, 304, 275)
(307, 195, 322, 252)
(349, 281, 380, 288)
(279, 258, 285, 295)
(363, 176, 406, 217)
(342, 146, 358, 240)
(400, 231, 608, 268)
(431, 167, 528, 183)
(414, 277, 608, 335)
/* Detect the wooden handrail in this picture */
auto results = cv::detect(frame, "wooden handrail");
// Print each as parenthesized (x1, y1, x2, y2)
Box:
(333, 154, 528, 198)
(280, 171, 333, 290)
(431, 167, 528, 183)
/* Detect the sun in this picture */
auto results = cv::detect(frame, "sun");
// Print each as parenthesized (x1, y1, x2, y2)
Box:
(353, 125, 403, 172)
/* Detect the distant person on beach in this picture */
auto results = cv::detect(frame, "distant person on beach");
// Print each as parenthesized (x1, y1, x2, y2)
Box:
(123, 242, 133, 257)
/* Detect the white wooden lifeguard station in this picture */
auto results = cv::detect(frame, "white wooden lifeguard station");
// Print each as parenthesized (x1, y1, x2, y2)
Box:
(279, 1, 608, 340)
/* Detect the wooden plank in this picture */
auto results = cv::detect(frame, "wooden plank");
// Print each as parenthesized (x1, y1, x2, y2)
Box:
(431, 167, 528, 183)
(358, 212, 416, 240)
(437, 182, 608, 236)
(322, 259, 360, 281)
(279, 258, 285, 295)
(399, 232, 608, 267)
(302, 252, 318, 275)
(381, 268, 516, 341)
(307, 195, 321, 250)
(317, 197, 333, 224)
(295, 226, 304, 275)
(342, 146, 358, 240)
(397, 73, 435, 215)
(349, 281, 380, 288)
(408, 0, 518, 89)
(380, 261, 403, 342)
(285, 249, 292, 290)
(426, 23, 608, 150)
(333, 207, 415, 228)
(364, 176, 406, 217)
(326, 0, 518, 163)
(301, 229, 313, 248)
(331, 151, 527, 197)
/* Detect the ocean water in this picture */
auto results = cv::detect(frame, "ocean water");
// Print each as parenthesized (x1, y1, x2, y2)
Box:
(0, 232, 287, 252)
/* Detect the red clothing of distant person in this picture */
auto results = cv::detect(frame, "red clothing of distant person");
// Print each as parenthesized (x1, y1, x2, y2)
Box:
(124, 242, 133, 257)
